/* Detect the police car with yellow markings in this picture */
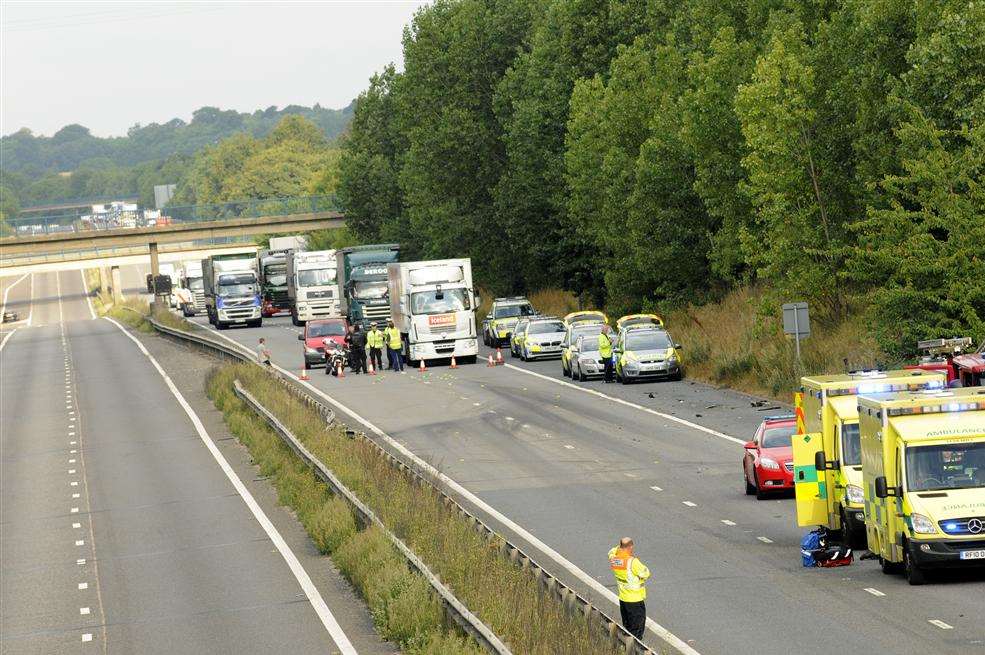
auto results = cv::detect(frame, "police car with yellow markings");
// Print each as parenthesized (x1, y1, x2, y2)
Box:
(613, 326, 683, 383)
(561, 320, 606, 377)
(512, 316, 567, 361)
(482, 296, 536, 347)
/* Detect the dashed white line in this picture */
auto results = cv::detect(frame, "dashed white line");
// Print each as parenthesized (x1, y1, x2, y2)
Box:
(73, 523, 81, 529)
(650, 486, 663, 492)
(80, 607, 90, 615)
(72, 493, 80, 499)
(563, 444, 575, 450)
(70, 481, 79, 486)
(721, 520, 737, 526)
(68, 469, 76, 474)
(70, 507, 79, 513)
(682, 501, 697, 507)
(863, 588, 885, 597)
(82, 633, 93, 643)
(75, 540, 85, 546)
(757, 536, 774, 544)
(78, 582, 88, 590)
(928, 619, 953, 630)
(77, 559, 86, 565)
(69, 459, 76, 464)
(623, 472, 638, 478)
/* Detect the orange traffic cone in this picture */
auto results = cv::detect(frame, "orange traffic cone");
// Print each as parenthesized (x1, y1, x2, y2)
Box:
(496, 348, 504, 365)
(367, 360, 376, 375)
(337, 362, 345, 378)
(299, 366, 310, 381)
(419, 359, 427, 373)
(487, 354, 495, 367)
(450, 356, 458, 369)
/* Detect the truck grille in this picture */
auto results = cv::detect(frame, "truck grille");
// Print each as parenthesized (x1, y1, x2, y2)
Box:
(223, 308, 256, 319)
(193, 291, 206, 310)
(307, 290, 334, 299)
(363, 305, 391, 319)
(939, 516, 985, 536)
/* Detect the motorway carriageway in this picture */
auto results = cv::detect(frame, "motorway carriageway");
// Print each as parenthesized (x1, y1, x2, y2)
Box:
(0, 271, 378, 654)
(185, 306, 985, 655)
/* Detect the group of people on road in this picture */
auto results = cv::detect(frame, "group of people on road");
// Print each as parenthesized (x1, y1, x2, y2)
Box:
(341, 320, 406, 374)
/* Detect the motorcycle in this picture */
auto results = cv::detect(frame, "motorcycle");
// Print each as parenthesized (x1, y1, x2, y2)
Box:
(324, 340, 350, 376)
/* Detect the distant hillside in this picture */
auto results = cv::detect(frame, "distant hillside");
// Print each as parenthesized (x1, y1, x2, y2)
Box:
(1, 103, 354, 178)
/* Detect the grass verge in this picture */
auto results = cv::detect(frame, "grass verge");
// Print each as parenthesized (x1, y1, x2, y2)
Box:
(209, 363, 624, 655)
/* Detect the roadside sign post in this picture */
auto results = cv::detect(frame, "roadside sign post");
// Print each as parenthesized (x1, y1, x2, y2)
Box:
(782, 302, 810, 364)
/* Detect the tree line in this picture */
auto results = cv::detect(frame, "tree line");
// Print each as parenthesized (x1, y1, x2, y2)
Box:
(337, 0, 984, 357)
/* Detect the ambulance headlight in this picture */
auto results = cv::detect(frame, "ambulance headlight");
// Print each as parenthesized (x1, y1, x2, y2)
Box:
(911, 513, 936, 535)
(846, 484, 864, 504)
(760, 457, 780, 471)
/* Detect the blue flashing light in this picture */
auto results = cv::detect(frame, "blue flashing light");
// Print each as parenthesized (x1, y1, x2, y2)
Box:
(944, 522, 958, 532)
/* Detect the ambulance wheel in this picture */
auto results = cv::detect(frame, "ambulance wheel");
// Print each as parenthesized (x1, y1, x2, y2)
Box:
(879, 555, 900, 574)
(745, 475, 756, 496)
(903, 547, 926, 585)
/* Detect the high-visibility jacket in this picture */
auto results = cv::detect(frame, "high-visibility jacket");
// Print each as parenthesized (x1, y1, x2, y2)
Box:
(608, 547, 650, 603)
(367, 329, 385, 349)
(598, 333, 613, 358)
(384, 326, 402, 350)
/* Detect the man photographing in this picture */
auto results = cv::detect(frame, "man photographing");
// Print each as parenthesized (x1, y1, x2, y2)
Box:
(608, 536, 650, 640)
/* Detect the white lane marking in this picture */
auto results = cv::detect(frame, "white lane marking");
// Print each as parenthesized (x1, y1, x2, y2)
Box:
(56, 271, 64, 325)
(206, 325, 699, 655)
(73, 523, 81, 529)
(69, 469, 76, 474)
(928, 619, 953, 630)
(80, 607, 90, 615)
(70, 481, 78, 486)
(623, 472, 638, 478)
(75, 540, 85, 546)
(682, 501, 697, 507)
(26, 273, 34, 326)
(505, 416, 514, 421)
(721, 520, 736, 526)
(73, 493, 80, 499)
(0, 272, 29, 319)
(757, 536, 773, 544)
(69, 459, 77, 463)
(864, 588, 885, 597)
(77, 559, 86, 565)
(563, 444, 574, 450)
(80, 269, 96, 320)
(71, 507, 79, 513)
(650, 486, 663, 492)
(70, 441, 77, 445)
(82, 633, 93, 642)
(104, 317, 359, 655)
(78, 582, 88, 590)
(0, 328, 17, 351)
(503, 363, 745, 446)
(70, 449, 77, 453)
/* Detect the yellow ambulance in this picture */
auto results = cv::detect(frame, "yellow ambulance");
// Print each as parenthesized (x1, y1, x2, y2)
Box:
(857, 387, 985, 584)
(793, 370, 945, 547)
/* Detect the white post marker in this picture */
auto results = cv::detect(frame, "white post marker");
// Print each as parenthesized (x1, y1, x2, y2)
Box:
(103, 318, 358, 655)
(189, 325, 702, 655)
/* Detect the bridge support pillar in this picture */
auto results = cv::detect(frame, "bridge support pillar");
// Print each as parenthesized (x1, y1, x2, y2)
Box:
(149, 241, 167, 312)
(111, 266, 123, 303)
(99, 267, 110, 297)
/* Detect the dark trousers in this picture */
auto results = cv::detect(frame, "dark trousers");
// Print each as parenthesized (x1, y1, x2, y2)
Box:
(603, 356, 614, 382)
(619, 600, 646, 640)
(369, 347, 383, 371)
(351, 347, 366, 373)
(388, 346, 404, 371)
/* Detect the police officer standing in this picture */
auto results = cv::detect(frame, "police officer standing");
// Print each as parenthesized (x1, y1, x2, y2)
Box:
(608, 536, 650, 640)
(366, 322, 384, 373)
(599, 325, 615, 383)
(384, 319, 404, 372)
(346, 324, 368, 374)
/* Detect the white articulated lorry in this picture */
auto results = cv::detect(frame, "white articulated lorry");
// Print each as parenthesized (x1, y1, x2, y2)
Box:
(287, 249, 341, 325)
(388, 258, 479, 365)
(202, 253, 262, 329)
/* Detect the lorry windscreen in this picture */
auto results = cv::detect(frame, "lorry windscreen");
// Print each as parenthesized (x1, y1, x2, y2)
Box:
(264, 264, 287, 286)
(352, 281, 387, 299)
(495, 304, 534, 319)
(841, 423, 861, 465)
(906, 441, 985, 491)
(411, 289, 469, 314)
(298, 268, 336, 287)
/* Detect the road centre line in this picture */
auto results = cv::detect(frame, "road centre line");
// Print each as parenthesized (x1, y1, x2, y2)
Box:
(721, 520, 736, 526)
(928, 619, 953, 630)
(682, 501, 697, 507)
(191, 326, 701, 655)
(104, 317, 359, 655)
(650, 486, 663, 492)
(757, 536, 774, 544)
(863, 588, 885, 597)
(503, 363, 745, 446)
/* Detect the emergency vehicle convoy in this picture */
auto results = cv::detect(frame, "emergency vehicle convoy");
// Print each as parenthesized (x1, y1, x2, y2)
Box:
(793, 371, 985, 583)
(794, 370, 947, 547)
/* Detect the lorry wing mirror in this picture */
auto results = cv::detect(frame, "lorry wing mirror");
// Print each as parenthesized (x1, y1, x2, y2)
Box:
(298, 333, 304, 341)
(874, 476, 889, 498)
(814, 450, 827, 472)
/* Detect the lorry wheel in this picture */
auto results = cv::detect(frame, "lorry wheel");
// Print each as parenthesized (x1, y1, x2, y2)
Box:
(247, 319, 262, 328)
(216, 321, 228, 331)
(291, 310, 301, 327)
(903, 548, 926, 585)
(461, 355, 477, 365)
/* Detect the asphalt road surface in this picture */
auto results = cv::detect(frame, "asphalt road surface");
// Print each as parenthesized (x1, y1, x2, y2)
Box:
(184, 304, 985, 655)
(0, 271, 383, 654)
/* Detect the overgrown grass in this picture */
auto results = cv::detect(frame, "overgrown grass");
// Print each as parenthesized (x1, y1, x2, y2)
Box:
(208, 364, 624, 655)
(477, 287, 581, 320)
(667, 287, 885, 400)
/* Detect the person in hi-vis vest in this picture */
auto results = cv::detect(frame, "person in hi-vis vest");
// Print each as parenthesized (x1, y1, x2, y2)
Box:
(608, 536, 650, 639)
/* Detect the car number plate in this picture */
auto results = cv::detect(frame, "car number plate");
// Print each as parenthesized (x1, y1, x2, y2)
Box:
(959, 549, 985, 560)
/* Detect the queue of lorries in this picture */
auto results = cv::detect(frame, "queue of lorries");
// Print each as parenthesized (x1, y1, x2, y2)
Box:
(166, 238, 985, 586)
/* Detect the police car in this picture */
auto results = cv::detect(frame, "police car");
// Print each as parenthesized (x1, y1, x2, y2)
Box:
(482, 296, 536, 346)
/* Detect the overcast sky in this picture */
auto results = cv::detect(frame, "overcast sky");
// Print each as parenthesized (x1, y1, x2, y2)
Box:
(1, 1, 429, 137)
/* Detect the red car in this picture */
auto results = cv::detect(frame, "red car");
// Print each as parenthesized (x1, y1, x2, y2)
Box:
(300, 318, 348, 368)
(742, 415, 797, 500)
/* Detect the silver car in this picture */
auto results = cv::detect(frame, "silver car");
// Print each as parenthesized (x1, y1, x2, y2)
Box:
(614, 327, 683, 383)
(519, 318, 566, 361)
(571, 334, 605, 381)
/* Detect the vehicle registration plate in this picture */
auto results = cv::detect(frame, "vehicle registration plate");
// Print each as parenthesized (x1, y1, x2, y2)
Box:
(959, 549, 985, 560)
